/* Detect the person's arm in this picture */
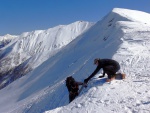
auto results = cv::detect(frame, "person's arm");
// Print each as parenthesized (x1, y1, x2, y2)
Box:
(76, 82, 83, 85)
(84, 66, 101, 83)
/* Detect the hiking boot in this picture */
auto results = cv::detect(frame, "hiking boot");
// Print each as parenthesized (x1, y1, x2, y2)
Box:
(122, 74, 126, 79)
(106, 76, 115, 82)
(106, 79, 111, 82)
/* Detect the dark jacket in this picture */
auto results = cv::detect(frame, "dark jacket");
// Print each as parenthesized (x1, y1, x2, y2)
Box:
(85, 59, 120, 82)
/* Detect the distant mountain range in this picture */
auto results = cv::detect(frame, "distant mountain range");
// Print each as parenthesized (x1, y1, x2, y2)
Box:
(0, 21, 94, 89)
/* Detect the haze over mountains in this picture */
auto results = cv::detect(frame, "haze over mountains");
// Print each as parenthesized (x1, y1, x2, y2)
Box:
(0, 8, 150, 113)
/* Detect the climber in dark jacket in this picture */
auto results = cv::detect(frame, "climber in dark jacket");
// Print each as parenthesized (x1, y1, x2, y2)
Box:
(84, 58, 120, 83)
(66, 76, 83, 103)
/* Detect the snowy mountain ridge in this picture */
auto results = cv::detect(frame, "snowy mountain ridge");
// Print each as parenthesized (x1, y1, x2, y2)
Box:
(0, 8, 150, 113)
(45, 8, 150, 113)
(0, 34, 18, 48)
(0, 34, 17, 41)
(0, 21, 93, 89)
(112, 8, 150, 24)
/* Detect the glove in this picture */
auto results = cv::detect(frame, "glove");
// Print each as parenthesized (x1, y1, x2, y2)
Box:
(84, 78, 89, 83)
(98, 75, 104, 78)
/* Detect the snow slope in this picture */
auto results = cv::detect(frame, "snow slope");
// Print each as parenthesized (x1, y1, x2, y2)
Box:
(46, 8, 150, 113)
(0, 8, 150, 113)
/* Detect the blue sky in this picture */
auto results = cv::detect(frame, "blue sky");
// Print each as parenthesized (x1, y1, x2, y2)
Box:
(0, 0, 150, 36)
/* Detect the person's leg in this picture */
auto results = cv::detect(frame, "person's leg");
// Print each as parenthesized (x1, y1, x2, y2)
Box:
(103, 66, 116, 79)
(69, 93, 76, 103)
(69, 93, 74, 103)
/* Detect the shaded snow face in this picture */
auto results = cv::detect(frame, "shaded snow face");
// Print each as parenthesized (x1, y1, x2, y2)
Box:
(0, 8, 150, 113)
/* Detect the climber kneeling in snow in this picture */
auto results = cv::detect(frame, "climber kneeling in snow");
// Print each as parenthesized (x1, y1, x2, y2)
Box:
(84, 58, 121, 83)
(66, 76, 83, 103)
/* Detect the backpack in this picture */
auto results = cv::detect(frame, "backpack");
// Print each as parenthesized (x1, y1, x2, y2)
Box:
(66, 76, 79, 93)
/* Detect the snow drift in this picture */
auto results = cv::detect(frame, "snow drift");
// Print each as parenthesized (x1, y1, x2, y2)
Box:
(0, 8, 150, 113)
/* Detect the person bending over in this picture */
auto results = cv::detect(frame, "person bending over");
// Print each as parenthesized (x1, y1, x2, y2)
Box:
(84, 58, 120, 83)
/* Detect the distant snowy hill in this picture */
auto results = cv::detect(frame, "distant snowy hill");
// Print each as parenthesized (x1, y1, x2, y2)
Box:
(0, 34, 18, 48)
(0, 8, 150, 113)
(0, 21, 93, 89)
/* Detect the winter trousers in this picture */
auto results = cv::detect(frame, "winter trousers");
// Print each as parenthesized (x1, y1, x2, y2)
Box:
(69, 92, 78, 103)
(103, 65, 120, 79)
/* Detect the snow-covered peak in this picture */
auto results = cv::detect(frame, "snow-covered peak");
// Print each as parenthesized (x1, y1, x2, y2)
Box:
(112, 8, 150, 24)
(0, 34, 18, 48)
(11, 21, 93, 58)
(1, 20, 93, 58)
(19, 21, 92, 37)
(0, 34, 18, 42)
(0, 34, 18, 40)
